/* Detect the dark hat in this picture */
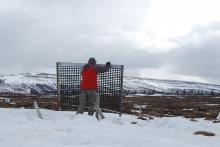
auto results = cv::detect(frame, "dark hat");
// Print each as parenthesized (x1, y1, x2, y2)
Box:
(88, 57, 96, 65)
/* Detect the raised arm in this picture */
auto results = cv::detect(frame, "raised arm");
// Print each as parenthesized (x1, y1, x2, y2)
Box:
(94, 62, 111, 73)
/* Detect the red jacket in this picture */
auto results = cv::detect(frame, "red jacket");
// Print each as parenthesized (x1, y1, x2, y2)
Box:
(81, 65, 97, 90)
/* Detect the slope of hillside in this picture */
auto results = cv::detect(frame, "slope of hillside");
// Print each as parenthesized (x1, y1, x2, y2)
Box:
(0, 73, 56, 94)
(124, 77, 220, 94)
(0, 73, 220, 95)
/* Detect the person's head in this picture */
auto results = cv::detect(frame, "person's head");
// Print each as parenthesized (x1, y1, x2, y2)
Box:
(88, 57, 96, 65)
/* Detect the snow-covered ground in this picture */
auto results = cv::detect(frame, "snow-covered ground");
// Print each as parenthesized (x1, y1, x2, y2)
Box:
(0, 108, 219, 147)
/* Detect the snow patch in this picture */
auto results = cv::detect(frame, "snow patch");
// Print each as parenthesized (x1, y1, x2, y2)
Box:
(0, 108, 220, 147)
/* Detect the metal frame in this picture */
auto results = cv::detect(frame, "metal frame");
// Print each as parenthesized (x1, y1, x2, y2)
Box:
(56, 62, 124, 114)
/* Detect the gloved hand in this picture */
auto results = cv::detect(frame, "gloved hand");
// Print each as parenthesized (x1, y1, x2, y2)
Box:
(106, 62, 111, 67)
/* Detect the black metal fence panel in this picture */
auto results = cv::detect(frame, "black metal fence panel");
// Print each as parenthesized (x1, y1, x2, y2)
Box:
(56, 62, 124, 113)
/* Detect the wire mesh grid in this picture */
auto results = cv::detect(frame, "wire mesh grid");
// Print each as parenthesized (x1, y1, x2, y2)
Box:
(56, 62, 124, 113)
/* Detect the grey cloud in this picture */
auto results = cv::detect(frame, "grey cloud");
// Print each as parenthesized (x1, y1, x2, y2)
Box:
(0, 0, 152, 73)
(0, 0, 220, 84)
(165, 22, 220, 82)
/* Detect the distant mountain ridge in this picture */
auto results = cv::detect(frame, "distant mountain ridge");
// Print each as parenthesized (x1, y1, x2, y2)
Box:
(0, 73, 56, 95)
(0, 73, 220, 95)
(124, 77, 220, 95)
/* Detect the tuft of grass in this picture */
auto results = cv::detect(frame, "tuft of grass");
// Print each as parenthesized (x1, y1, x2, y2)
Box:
(190, 118, 198, 122)
(194, 131, 216, 136)
(213, 120, 220, 123)
(131, 121, 138, 124)
(137, 116, 147, 120)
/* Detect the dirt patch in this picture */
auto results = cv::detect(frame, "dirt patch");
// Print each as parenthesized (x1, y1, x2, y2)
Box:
(0, 96, 59, 110)
(194, 131, 216, 136)
(122, 96, 220, 120)
(1, 95, 220, 120)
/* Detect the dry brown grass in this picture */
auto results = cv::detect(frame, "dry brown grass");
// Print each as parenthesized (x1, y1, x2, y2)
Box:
(194, 131, 216, 136)
(190, 118, 198, 122)
(213, 120, 220, 123)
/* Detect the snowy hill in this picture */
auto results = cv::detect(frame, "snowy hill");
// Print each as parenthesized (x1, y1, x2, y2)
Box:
(0, 108, 219, 147)
(124, 77, 220, 95)
(0, 73, 56, 95)
(0, 73, 220, 95)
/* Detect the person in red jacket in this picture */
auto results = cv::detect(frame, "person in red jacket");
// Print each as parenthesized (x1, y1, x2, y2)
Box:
(76, 57, 111, 116)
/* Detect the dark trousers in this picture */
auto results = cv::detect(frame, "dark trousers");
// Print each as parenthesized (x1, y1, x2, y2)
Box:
(77, 90, 98, 115)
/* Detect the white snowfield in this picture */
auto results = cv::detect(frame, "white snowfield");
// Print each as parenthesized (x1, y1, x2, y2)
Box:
(0, 108, 219, 147)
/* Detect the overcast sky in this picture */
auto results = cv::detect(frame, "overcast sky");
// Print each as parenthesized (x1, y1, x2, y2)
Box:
(0, 0, 220, 84)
